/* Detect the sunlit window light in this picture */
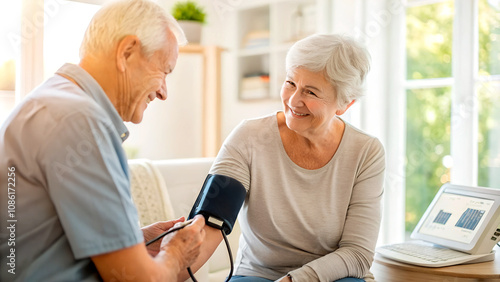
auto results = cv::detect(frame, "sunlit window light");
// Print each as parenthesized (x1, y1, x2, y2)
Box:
(44, 1, 100, 79)
(0, 1, 21, 91)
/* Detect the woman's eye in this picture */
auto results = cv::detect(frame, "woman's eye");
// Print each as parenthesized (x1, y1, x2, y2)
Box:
(285, 81, 295, 87)
(307, 90, 317, 96)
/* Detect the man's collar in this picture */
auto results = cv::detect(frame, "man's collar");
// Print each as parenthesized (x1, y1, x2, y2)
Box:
(56, 63, 129, 142)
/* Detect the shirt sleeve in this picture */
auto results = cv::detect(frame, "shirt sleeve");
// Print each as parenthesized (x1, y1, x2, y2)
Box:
(290, 138, 386, 282)
(38, 110, 143, 259)
(209, 120, 252, 192)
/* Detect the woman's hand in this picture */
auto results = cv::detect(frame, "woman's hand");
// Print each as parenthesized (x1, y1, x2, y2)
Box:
(142, 217, 185, 256)
(276, 275, 292, 282)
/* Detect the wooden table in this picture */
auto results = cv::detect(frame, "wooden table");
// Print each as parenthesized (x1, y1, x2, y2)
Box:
(371, 246, 500, 282)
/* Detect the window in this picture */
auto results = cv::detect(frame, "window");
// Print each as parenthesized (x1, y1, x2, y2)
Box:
(404, 0, 500, 234)
(43, 1, 100, 79)
(477, 0, 500, 188)
(0, 0, 99, 126)
(405, 0, 454, 232)
(0, 1, 21, 125)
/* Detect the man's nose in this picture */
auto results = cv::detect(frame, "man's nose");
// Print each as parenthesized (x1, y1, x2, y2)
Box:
(157, 81, 167, 100)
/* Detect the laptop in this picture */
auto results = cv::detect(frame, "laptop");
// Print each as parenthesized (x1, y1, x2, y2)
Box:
(377, 183, 500, 267)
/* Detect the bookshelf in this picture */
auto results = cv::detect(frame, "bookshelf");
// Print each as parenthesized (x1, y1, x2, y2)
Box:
(235, 0, 319, 101)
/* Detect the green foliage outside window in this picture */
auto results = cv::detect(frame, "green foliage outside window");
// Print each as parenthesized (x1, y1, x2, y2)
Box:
(478, 0, 500, 188)
(405, 0, 500, 232)
(405, 88, 451, 231)
(478, 0, 500, 76)
(405, 1, 453, 232)
(406, 2, 453, 80)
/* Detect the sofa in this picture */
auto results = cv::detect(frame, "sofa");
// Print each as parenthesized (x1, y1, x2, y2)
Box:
(128, 157, 240, 282)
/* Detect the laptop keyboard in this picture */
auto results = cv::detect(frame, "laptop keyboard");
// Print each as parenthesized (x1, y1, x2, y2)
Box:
(380, 243, 469, 262)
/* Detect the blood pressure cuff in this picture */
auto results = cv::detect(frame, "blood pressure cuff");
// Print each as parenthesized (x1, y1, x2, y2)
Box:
(188, 174, 246, 234)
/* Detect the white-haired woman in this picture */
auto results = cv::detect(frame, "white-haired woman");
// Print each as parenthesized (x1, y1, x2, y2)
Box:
(207, 34, 385, 282)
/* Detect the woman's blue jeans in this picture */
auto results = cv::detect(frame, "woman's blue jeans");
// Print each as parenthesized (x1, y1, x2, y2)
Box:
(229, 275, 365, 282)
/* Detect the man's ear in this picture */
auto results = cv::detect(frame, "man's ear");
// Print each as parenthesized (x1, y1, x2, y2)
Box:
(336, 99, 356, 115)
(116, 35, 141, 73)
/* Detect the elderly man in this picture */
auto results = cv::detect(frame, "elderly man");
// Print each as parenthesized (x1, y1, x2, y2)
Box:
(0, 0, 211, 281)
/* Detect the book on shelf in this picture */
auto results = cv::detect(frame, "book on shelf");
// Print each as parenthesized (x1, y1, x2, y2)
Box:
(242, 30, 270, 49)
(240, 73, 270, 100)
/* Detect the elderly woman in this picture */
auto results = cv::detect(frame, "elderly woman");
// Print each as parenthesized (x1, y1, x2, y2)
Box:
(205, 34, 385, 282)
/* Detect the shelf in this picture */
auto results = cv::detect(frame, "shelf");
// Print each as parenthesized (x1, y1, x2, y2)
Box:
(179, 44, 205, 53)
(237, 43, 295, 57)
(234, 0, 320, 102)
(237, 0, 273, 10)
(0, 90, 15, 97)
(238, 47, 271, 57)
(272, 42, 295, 54)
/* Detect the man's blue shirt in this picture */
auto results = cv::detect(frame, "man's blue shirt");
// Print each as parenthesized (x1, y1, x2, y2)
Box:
(0, 63, 143, 281)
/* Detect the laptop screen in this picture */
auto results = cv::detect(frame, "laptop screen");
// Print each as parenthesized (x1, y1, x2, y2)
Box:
(418, 192, 495, 244)
(411, 183, 500, 254)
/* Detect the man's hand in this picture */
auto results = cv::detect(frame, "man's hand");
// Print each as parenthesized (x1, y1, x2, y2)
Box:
(93, 216, 205, 282)
(159, 215, 206, 271)
(142, 217, 185, 256)
(276, 274, 292, 282)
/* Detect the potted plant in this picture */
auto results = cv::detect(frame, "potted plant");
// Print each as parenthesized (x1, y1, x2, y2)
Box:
(171, 1, 206, 44)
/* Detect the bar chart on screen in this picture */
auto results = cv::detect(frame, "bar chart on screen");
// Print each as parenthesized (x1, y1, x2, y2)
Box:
(455, 208, 485, 231)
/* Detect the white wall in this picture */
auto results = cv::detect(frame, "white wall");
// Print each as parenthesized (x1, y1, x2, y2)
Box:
(123, 54, 204, 159)
(198, 0, 283, 139)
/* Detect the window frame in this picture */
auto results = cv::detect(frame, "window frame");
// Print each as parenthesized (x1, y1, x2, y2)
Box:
(382, 0, 500, 243)
(400, 0, 478, 186)
(15, 0, 105, 102)
(16, 0, 45, 102)
(450, 0, 478, 186)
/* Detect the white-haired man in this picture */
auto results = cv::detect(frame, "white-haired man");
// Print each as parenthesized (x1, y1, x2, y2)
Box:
(0, 0, 215, 281)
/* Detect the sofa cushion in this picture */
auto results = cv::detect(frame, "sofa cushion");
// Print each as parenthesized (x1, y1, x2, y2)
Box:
(152, 158, 214, 219)
(133, 157, 240, 282)
(129, 158, 175, 226)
